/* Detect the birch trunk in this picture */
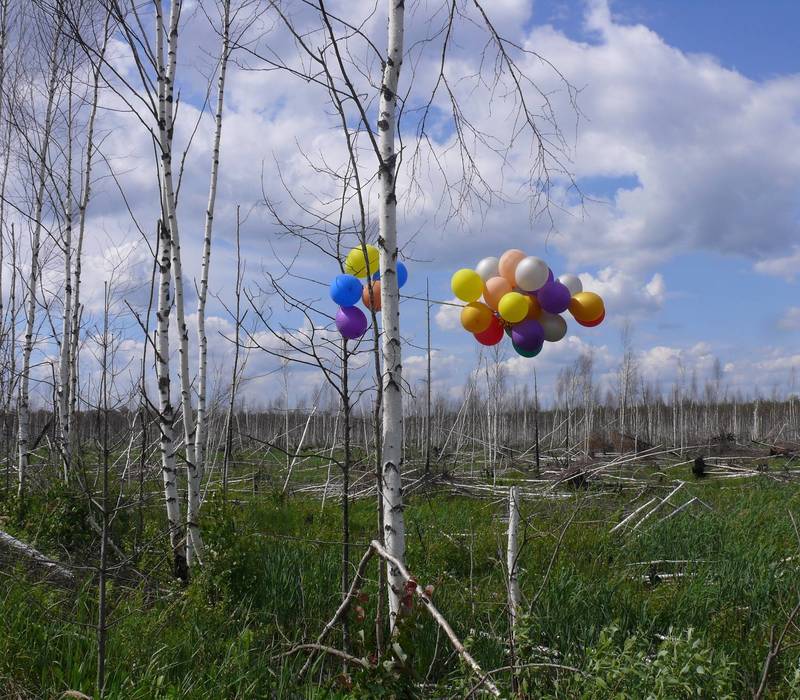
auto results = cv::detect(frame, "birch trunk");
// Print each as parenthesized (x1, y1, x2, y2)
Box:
(58, 83, 75, 482)
(377, 0, 407, 626)
(154, 1, 188, 580)
(155, 0, 204, 567)
(18, 18, 62, 500)
(506, 486, 521, 626)
(507, 485, 521, 692)
(194, 0, 231, 516)
(66, 11, 109, 476)
(155, 219, 187, 581)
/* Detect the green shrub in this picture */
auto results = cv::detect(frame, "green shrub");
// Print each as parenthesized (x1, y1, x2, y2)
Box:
(516, 623, 737, 699)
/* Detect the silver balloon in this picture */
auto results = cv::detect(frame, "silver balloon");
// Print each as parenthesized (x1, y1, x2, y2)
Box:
(515, 256, 549, 291)
(475, 256, 499, 281)
(558, 273, 583, 296)
(540, 312, 568, 342)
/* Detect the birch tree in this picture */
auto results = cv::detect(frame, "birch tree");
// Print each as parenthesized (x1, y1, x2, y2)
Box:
(77, 0, 254, 575)
(376, 0, 407, 625)
(56, 6, 112, 483)
(252, 0, 579, 623)
(16, 7, 64, 502)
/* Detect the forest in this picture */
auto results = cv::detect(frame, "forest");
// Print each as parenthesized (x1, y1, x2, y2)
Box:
(1, 0, 800, 699)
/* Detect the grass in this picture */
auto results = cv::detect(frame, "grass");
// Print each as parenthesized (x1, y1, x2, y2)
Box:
(2, 466, 800, 697)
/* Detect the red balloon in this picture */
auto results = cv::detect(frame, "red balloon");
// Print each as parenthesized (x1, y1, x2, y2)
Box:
(577, 310, 605, 327)
(474, 315, 504, 346)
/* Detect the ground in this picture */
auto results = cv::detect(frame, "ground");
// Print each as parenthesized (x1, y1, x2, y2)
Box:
(2, 455, 800, 698)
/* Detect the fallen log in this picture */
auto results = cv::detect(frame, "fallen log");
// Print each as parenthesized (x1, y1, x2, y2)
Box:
(0, 529, 75, 587)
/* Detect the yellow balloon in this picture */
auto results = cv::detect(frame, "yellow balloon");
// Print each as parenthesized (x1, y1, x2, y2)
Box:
(451, 269, 484, 303)
(569, 291, 604, 322)
(460, 302, 493, 333)
(345, 244, 379, 278)
(498, 292, 529, 323)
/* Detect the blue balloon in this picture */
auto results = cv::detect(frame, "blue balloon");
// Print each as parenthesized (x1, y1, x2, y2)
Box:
(330, 274, 363, 306)
(372, 261, 408, 289)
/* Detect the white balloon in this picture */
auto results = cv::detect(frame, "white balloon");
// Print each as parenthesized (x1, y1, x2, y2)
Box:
(558, 274, 583, 296)
(540, 312, 567, 342)
(475, 256, 499, 281)
(515, 256, 549, 291)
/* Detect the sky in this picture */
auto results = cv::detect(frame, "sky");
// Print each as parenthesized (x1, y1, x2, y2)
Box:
(30, 0, 800, 410)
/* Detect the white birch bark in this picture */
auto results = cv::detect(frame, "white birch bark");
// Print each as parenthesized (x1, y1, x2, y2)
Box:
(18, 18, 62, 499)
(506, 485, 522, 691)
(194, 0, 231, 515)
(377, 0, 407, 626)
(154, 1, 188, 580)
(58, 86, 74, 482)
(0, 0, 9, 368)
(65, 11, 109, 476)
(507, 485, 521, 628)
(154, 0, 204, 568)
(155, 218, 187, 580)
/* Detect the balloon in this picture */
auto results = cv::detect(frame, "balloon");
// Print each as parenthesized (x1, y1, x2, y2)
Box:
(569, 291, 605, 322)
(451, 268, 484, 303)
(526, 294, 542, 320)
(540, 312, 568, 342)
(460, 301, 493, 333)
(515, 256, 550, 291)
(362, 280, 381, 311)
(513, 341, 543, 358)
(538, 280, 572, 314)
(498, 249, 526, 284)
(483, 276, 512, 309)
(474, 315, 504, 346)
(510, 319, 544, 351)
(558, 273, 583, 296)
(344, 244, 379, 278)
(372, 261, 408, 289)
(330, 274, 363, 307)
(336, 306, 369, 339)
(497, 292, 529, 323)
(475, 256, 499, 281)
(576, 310, 605, 327)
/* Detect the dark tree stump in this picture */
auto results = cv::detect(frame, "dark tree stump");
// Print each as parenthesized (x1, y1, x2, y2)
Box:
(692, 456, 706, 478)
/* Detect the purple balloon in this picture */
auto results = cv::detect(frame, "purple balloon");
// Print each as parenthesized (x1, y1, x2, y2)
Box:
(336, 306, 368, 339)
(511, 319, 544, 351)
(538, 280, 571, 314)
(546, 268, 554, 284)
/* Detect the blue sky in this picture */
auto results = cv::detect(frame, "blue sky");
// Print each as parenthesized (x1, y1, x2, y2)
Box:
(395, 0, 800, 404)
(61, 0, 800, 408)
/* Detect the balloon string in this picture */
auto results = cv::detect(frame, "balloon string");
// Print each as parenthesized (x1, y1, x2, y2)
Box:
(400, 293, 461, 308)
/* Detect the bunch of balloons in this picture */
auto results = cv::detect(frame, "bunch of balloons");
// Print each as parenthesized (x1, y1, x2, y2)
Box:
(330, 244, 409, 339)
(450, 249, 605, 357)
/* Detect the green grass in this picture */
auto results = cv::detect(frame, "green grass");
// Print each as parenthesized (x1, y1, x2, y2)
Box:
(3, 470, 800, 697)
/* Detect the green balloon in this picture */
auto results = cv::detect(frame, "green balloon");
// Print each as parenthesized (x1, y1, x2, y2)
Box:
(512, 341, 542, 358)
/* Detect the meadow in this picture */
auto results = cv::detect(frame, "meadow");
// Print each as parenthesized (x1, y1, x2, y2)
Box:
(3, 451, 800, 699)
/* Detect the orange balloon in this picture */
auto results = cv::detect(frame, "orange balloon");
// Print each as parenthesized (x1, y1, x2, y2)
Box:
(362, 280, 381, 311)
(498, 249, 526, 284)
(526, 294, 542, 320)
(483, 276, 512, 310)
(460, 301, 493, 333)
(577, 310, 605, 327)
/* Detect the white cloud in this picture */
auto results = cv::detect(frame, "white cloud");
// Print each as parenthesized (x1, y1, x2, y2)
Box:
(778, 307, 800, 331)
(755, 248, 800, 281)
(578, 268, 666, 317)
(435, 298, 463, 331)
